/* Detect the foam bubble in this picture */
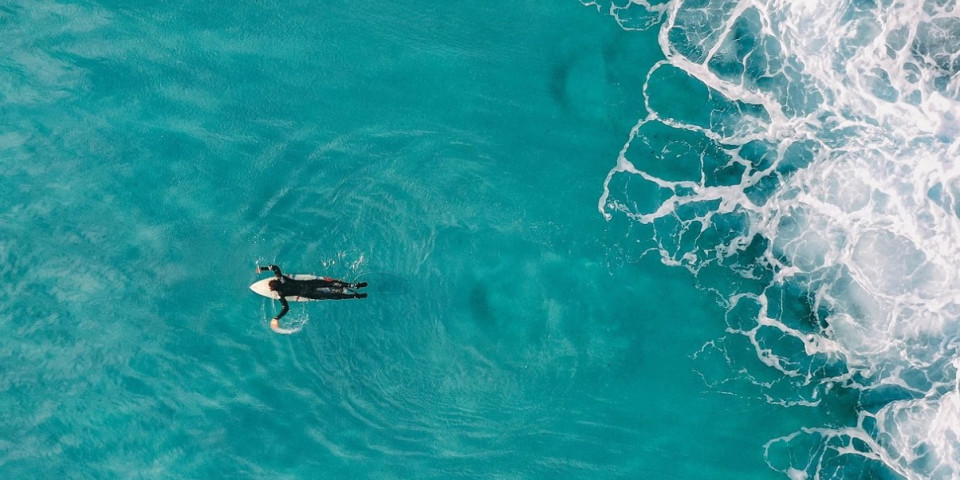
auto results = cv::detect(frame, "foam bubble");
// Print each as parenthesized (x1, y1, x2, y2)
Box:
(596, 0, 960, 477)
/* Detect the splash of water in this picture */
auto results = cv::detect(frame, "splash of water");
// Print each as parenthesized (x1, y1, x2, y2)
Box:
(270, 314, 308, 335)
(591, 0, 960, 477)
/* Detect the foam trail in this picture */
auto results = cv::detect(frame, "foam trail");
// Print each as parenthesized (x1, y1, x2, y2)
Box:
(271, 323, 305, 335)
(265, 307, 309, 335)
(594, 0, 960, 477)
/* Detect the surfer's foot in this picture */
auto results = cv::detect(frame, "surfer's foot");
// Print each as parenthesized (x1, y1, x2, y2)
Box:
(355, 282, 368, 288)
(356, 293, 368, 299)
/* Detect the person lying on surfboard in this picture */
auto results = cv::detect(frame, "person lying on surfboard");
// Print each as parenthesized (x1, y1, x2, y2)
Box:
(254, 264, 367, 329)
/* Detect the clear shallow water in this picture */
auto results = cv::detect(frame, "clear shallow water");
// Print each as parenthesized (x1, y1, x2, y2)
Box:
(2, 0, 953, 479)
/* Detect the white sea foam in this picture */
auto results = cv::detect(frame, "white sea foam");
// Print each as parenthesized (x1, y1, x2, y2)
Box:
(595, 0, 960, 477)
(270, 312, 308, 335)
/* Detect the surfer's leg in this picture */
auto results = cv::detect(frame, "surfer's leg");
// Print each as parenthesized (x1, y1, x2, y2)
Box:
(306, 278, 366, 290)
(324, 280, 367, 289)
(322, 292, 367, 300)
(306, 278, 348, 289)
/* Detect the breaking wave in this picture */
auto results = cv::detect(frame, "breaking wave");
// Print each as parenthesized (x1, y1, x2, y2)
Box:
(590, 0, 960, 477)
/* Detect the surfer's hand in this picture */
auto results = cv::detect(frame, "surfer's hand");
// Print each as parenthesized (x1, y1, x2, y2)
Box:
(270, 318, 279, 329)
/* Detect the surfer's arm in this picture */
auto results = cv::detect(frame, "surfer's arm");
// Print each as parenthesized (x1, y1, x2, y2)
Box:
(275, 297, 289, 321)
(269, 297, 289, 331)
(257, 265, 284, 278)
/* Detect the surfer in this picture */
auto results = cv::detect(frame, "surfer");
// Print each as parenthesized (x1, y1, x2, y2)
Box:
(255, 264, 367, 328)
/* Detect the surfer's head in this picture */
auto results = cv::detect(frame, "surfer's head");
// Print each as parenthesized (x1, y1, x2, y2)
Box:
(268, 279, 281, 291)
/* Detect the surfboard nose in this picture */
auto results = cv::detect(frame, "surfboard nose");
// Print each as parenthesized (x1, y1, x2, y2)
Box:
(249, 278, 279, 299)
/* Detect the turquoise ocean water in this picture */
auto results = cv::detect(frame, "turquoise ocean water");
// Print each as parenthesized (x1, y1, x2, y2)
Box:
(3, 1, 959, 479)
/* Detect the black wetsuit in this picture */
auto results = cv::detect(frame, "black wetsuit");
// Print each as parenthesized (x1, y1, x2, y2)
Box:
(259, 265, 366, 320)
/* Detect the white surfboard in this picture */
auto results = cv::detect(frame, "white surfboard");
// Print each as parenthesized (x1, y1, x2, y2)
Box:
(249, 274, 323, 302)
